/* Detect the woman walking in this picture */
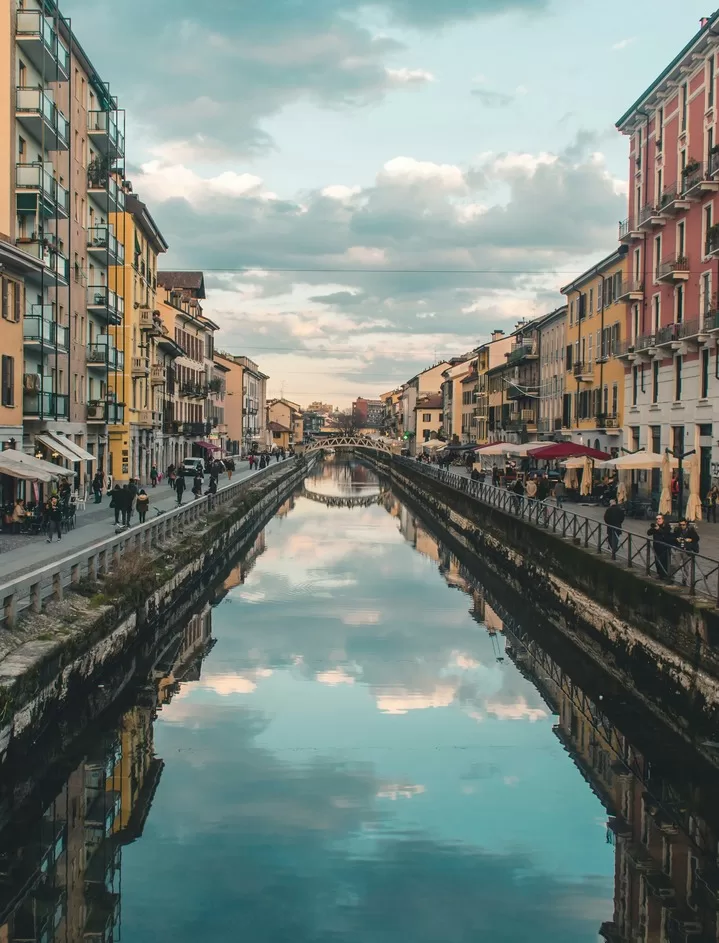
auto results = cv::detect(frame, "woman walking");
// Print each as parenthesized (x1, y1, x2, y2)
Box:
(150, 465, 158, 488)
(45, 495, 63, 543)
(136, 489, 150, 524)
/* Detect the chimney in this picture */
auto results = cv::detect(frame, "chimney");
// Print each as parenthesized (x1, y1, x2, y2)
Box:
(701, 16, 710, 28)
(491, 330, 505, 341)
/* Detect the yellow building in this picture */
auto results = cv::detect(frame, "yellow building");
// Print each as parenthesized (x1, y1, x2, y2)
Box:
(108, 192, 173, 482)
(267, 397, 301, 450)
(561, 249, 628, 453)
(415, 393, 443, 446)
(380, 388, 403, 438)
(441, 357, 475, 443)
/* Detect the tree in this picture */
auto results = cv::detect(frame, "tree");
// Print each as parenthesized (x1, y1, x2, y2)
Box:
(334, 411, 360, 435)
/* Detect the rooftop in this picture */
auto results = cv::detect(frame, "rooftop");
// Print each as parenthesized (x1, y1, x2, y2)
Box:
(158, 271, 206, 299)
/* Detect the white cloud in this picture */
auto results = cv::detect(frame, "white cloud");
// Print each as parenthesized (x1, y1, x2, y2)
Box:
(612, 37, 635, 51)
(377, 784, 426, 800)
(321, 184, 361, 201)
(316, 668, 357, 685)
(379, 156, 467, 190)
(386, 67, 435, 85)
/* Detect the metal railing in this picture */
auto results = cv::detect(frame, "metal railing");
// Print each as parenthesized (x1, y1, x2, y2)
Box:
(87, 110, 125, 156)
(16, 87, 69, 147)
(16, 162, 69, 215)
(23, 314, 69, 349)
(87, 225, 124, 264)
(393, 456, 719, 604)
(657, 256, 690, 280)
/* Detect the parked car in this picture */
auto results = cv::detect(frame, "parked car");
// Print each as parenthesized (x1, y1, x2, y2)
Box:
(182, 458, 204, 478)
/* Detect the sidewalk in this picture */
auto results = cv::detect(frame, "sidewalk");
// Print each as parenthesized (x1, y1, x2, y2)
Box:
(0, 460, 276, 583)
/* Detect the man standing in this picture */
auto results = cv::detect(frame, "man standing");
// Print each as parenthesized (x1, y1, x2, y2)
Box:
(127, 478, 139, 525)
(175, 472, 186, 505)
(603, 499, 625, 556)
(553, 479, 565, 508)
(648, 514, 673, 580)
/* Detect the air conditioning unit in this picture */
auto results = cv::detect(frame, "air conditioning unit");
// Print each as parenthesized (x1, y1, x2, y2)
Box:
(87, 404, 104, 419)
(23, 373, 41, 392)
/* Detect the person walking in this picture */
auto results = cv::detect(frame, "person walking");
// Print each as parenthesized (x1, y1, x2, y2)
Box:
(175, 473, 186, 505)
(603, 499, 625, 556)
(136, 489, 150, 524)
(553, 479, 565, 508)
(226, 457, 235, 480)
(648, 514, 673, 580)
(512, 477, 524, 514)
(92, 470, 104, 504)
(127, 478, 139, 525)
(707, 482, 719, 523)
(525, 477, 538, 501)
(120, 485, 132, 526)
(168, 464, 177, 490)
(150, 464, 158, 488)
(674, 517, 700, 586)
(110, 484, 123, 527)
(206, 476, 218, 496)
(192, 471, 203, 500)
(44, 495, 63, 543)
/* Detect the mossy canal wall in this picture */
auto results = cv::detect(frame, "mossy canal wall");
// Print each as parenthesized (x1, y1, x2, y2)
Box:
(0, 459, 311, 767)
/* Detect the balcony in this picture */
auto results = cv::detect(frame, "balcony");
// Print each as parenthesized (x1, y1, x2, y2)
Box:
(681, 160, 719, 198)
(703, 308, 719, 331)
(87, 110, 125, 158)
(87, 344, 124, 371)
(615, 277, 644, 302)
(23, 391, 69, 419)
(87, 163, 125, 213)
(180, 382, 208, 399)
(656, 255, 690, 283)
(15, 10, 70, 81)
(16, 163, 69, 219)
(138, 307, 162, 333)
(16, 87, 69, 150)
(131, 356, 149, 377)
(572, 361, 594, 381)
(87, 226, 124, 266)
(135, 409, 159, 428)
(595, 414, 620, 430)
(150, 364, 165, 385)
(618, 217, 642, 243)
(23, 308, 69, 350)
(17, 236, 70, 286)
(87, 287, 124, 325)
(637, 202, 664, 230)
(183, 421, 212, 437)
(658, 186, 692, 216)
(506, 342, 537, 365)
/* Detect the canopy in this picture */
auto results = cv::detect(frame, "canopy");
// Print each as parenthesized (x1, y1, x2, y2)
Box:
(580, 455, 593, 497)
(50, 434, 95, 463)
(0, 453, 54, 482)
(474, 442, 517, 457)
(599, 450, 679, 471)
(35, 433, 78, 464)
(443, 442, 477, 452)
(197, 441, 221, 452)
(685, 454, 702, 522)
(561, 457, 587, 469)
(529, 442, 610, 461)
(0, 449, 63, 480)
(423, 439, 447, 451)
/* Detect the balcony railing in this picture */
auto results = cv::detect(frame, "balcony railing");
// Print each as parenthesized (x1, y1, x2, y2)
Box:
(16, 87, 69, 150)
(618, 217, 639, 241)
(183, 421, 212, 437)
(87, 344, 124, 370)
(656, 256, 690, 282)
(595, 414, 619, 429)
(23, 391, 69, 418)
(681, 160, 718, 196)
(615, 277, 644, 301)
(707, 229, 719, 258)
(87, 110, 125, 157)
(506, 342, 537, 365)
(87, 287, 124, 323)
(150, 364, 165, 385)
(573, 361, 593, 378)
(87, 225, 124, 264)
(87, 165, 125, 212)
(23, 311, 69, 349)
(638, 203, 662, 227)
(131, 356, 149, 376)
(16, 10, 70, 79)
(16, 163, 69, 218)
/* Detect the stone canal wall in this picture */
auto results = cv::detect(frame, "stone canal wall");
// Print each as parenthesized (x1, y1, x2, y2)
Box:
(365, 453, 719, 748)
(0, 458, 312, 766)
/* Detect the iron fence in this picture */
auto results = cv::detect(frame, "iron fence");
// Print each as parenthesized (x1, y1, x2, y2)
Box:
(393, 456, 719, 604)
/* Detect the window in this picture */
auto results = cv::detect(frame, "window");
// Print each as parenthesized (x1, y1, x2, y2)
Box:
(613, 272, 622, 300)
(710, 55, 716, 109)
(653, 294, 660, 333)
(603, 385, 609, 415)
(18, 136, 25, 158)
(1, 356, 13, 407)
(597, 281, 603, 311)
(681, 81, 688, 131)
(677, 220, 686, 258)
(569, 299, 575, 325)
(612, 383, 618, 417)
(422, 413, 432, 422)
(675, 356, 682, 401)
(0, 279, 7, 321)
(676, 284, 684, 324)
(656, 167, 663, 203)
(705, 203, 713, 257)
(657, 106, 664, 146)
(588, 333, 593, 364)
(654, 234, 662, 278)
(702, 347, 710, 399)
(632, 366, 638, 405)
(589, 287, 594, 315)
(702, 272, 712, 315)
(652, 360, 659, 403)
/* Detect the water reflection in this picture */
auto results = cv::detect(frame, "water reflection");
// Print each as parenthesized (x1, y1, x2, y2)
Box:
(1, 460, 718, 941)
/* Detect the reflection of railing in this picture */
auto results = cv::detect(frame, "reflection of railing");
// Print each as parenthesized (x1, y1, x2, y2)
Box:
(392, 456, 719, 604)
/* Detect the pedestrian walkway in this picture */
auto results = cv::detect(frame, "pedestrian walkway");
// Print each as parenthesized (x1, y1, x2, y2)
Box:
(0, 461, 268, 584)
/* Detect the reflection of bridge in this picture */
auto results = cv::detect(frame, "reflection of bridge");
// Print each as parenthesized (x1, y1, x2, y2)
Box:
(300, 486, 390, 508)
(302, 435, 393, 455)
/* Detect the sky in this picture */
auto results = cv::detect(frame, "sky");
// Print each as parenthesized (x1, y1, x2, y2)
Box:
(63, 0, 715, 406)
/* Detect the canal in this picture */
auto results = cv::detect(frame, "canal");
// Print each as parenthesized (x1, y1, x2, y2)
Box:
(2, 458, 718, 941)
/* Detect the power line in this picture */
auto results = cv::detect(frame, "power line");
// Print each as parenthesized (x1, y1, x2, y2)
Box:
(182, 266, 622, 275)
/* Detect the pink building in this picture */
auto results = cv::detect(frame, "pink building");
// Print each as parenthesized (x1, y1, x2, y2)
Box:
(616, 14, 719, 494)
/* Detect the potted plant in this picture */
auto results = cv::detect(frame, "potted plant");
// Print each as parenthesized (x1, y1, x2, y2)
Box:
(683, 158, 700, 175)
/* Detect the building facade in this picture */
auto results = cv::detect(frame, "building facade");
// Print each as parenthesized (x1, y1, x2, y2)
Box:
(616, 12, 719, 493)
(352, 397, 384, 428)
(441, 356, 475, 443)
(400, 361, 452, 454)
(267, 398, 301, 450)
(536, 305, 567, 438)
(474, 332, 512, 445)
(561, 251, 627, 454)
(414, 393, 443, 445)
(487, 323, 541, 443)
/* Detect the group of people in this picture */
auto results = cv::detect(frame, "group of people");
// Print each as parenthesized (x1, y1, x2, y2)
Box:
(248, 448, 292, 470)
(109, 480, 151, 527)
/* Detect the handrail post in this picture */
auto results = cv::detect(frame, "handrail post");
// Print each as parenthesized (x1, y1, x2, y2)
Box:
(690, 553, 696, 595)
(627, 533, 633, 567)
(645, 539, 651, 576)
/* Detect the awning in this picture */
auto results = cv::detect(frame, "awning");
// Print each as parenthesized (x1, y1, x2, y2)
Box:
(528, 442, 610, 461)
(196, 440, 220, 452)
(35, 433, 79, 464)
(0, 453, 54, 482)
(1, 449, 64, 479)
(51, 434, 96, 463)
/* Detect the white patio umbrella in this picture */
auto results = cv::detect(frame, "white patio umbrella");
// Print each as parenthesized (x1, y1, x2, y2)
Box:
(659, 452, 673, 515)
(599, 450, 678, 470)
(423, 439, 447, 451)
(564, 466, 578, 489)
(616, 470, 629, 504)
(580, 456, 593, 497)
(685, 454, 703, 522)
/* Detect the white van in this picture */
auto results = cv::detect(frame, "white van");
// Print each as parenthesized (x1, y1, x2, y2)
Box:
(181, 457, 204, 478)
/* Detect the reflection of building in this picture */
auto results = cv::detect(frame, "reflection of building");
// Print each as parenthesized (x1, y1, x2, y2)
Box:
(223, 532, 268, 590)
(156, 603, 214, 706)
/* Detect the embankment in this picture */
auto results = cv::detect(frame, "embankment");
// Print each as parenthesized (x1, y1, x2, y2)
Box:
(367, 453, 719, 751)
(0, 458, 310, 766)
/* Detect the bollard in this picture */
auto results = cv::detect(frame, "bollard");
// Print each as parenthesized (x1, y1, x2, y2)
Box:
(30, 582, 41, 613)
(52, 571, 63, 602)
(4, 592, 16, 628)
(71, 564, 80, 584)
(99, 550, 108, 575)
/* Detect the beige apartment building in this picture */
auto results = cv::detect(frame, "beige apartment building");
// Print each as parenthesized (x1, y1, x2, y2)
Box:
(536, 306, 567, 437)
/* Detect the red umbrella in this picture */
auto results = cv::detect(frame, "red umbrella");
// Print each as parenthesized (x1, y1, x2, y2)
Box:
(527, 442, 610, 461)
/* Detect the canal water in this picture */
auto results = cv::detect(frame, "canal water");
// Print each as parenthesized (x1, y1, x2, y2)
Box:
(2, 458, 718, 941)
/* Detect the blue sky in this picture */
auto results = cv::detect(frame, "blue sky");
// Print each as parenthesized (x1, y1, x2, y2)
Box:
(64, 0, 714, 405)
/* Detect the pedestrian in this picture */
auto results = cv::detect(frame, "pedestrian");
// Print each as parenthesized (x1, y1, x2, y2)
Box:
(58, 477, 72, 507)
(193, 472, 203, 499)
(206, 476, 218, 496)
(110, 484, 123, 526)
(603, 498, 625, 556)
(120, 485, 131, 526)
(525, 477, 538, 500)
(275, 450, 281, 463)
(136, 489, 150, 524)
(259, 453, 267, 470)
(127, 478, 138, 524)
(492, 466, 500, 487)
(707, 482, 719, 523)
(674, 517, 700, 586)
(226, 458, 235, 480)
(168, 464, 177, 490)
(647, 514, 673, 580)
(92, 470, 104, 504)
(44, 494, 63, 543)
(512, 477, 524, 513)
(175, 474, 186, 505)
(553, 479, 565, 508)
(248, 454, 255, 471)
(150, 464, 158, 488)
(537, 475, 551, 502)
